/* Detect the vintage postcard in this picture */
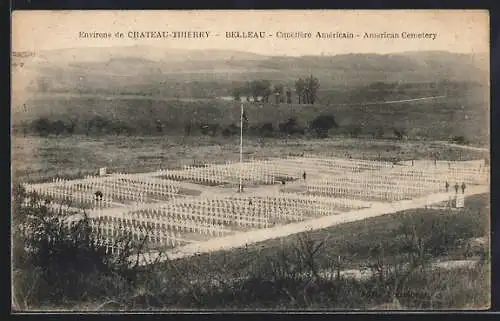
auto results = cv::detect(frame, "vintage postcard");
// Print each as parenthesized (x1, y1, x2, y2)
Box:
(11, 10, 490, 311)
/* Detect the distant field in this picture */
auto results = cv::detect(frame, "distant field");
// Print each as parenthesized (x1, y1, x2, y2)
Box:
(12, 135, 487, 184)
(12, 83, 489, 144)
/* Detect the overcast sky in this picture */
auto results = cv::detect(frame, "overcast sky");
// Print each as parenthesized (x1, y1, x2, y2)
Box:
(12, 10, 489, 56)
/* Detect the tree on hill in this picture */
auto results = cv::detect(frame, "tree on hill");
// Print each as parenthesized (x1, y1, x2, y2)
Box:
(65, 118, 78, 134)
(232, 87, 242, 102)
(285, 88, 292, 104)
(260, 80, 272, 103)
(304, 75, 320, 104)
(31, 117, 52, 136)
(295, 78, 306, 104)
(51, 120, 66, 136)
(87, 116, 110, 135)
(310, 115, 338, 138)
(295, 75, 320, 104)
(248, 80, 272, 103)
(393, 128, 406, 140)
(272, 84, 285, 104)
(184, 122, 192, 136)
(259, 122, 275, 137)
(279, 117, 304, 136)
(156, 120, 163, 133)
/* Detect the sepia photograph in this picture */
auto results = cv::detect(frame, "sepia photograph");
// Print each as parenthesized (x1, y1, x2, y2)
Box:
(11, 10, 490, 311)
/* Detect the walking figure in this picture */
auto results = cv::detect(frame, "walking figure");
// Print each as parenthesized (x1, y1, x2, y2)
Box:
(95, 190, 103, 201)
(445, 181, 449, 192)
(303, 171, 307, 180)
(461, 182, 466, 194)
(454, 183, 459, 194)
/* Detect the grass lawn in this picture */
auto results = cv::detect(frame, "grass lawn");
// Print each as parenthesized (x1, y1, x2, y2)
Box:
(12, 135, 487, 184)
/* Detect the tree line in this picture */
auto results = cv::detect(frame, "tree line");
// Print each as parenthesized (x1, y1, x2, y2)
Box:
(14, 114, 339, 138)
(231, 75, 320, 105)
(13, 114, 419, 142)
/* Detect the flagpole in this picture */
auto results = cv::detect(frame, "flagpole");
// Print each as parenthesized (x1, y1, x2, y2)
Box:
(239, 102, 244, 192)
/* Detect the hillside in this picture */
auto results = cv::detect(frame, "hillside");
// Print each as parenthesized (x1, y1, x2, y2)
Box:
(11, 47, 488, 98)
(11, 47, 489, 144)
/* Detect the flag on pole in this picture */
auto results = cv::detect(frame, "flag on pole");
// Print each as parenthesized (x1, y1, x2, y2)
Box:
(239, 103, 244, 193)
(242, 106, 248, 122)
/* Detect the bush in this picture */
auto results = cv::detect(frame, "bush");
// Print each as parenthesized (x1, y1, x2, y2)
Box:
(393, 128, 406, 140)
(309, 115, 338, 138)
(259, 122, 275, 137)
(450, 135, 468, 145)
(11, 184, 146, 310)
(31, 117, 52, 136)
(279, 117, 305, 136)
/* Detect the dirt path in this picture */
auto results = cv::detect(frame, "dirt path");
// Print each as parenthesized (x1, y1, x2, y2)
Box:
(135, 185, 487, 265)
(438, 142, 489, 152)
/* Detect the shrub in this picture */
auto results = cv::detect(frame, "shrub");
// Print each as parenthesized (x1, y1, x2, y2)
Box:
(259, 122, 275, 137)
(309, 115, 338, 138)
(450, 135, 468, 145)
(279, 117, 305, 136)
(11, 184, 147, 310)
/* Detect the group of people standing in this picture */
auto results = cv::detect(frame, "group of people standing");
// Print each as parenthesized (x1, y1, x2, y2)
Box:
(445, 181, 466, 194)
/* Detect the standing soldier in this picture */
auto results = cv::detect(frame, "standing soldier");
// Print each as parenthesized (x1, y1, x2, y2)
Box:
(95, 190, 103, 201)
(454, 182, 459, 194)
(303, 171, 307, 180)
(461, 182, 466, 194)
(445, 181, 449, 192)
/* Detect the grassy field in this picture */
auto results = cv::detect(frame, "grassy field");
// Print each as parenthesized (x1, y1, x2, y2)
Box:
(12, 135, 487, 184)
(12, 81, 489, 144)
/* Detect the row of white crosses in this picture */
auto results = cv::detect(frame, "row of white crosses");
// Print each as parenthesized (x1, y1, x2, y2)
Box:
(160, 165, 230, 185)
(23, 183, 111, 209)
(89, 215, 188, 248)
(154, 156, 394, 188)
(270, 156, 393, 181)
(392, 162, 488, 186)
(164, 199, 270, 228)
(306, 169, 438, 201)
(278, 190, 371, 210)
(303, 159, 489, 202)
(84, 191, 368, 251)
(339, 168, 442, 191)
(171, 155, 387, 187)
(299, 154, 393, 170)
(24, 174, 183, 210)
(161, 156, 385, 187)
(21, 196, 82, 216)
(306, 181, 419, 202)
(159, 161, 283, 186)
(77, 174, 180, 202)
